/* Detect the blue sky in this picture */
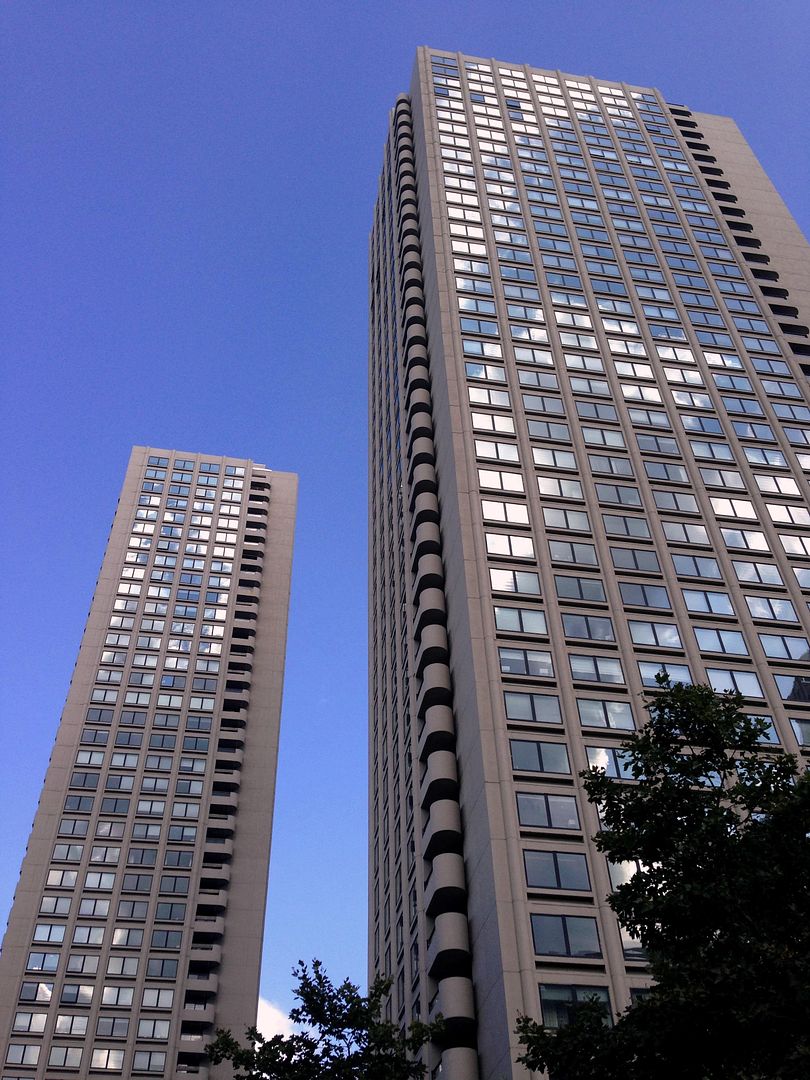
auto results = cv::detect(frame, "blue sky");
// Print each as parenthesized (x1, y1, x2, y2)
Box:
(1, 0, 808, 1024)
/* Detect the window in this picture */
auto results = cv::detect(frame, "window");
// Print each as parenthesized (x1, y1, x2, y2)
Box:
(137, 1015, 170, 1041)
(469, 385, 510, 408)
(33, 922, 65, 943)
(722, 528, 770, 552)
(516, 792, 580, 830)
(662, 520, 709, 545)
(482, 498, 529, 526)
(73, 925, 104, 945)
(486, 532, 535, 559)
(569, 655, 623, 683)
(590, 453, 634, 477)
(672, 554, 721, 578)
(523, 392, 566, 416)
(101, 985, 133, 1006)
(562, 614, 614, 641)
(133, 1050, 167, 1072)
(781, 535, 810, 558)
(12, 1010, 48, 1033)
(117, 899, 148, 919)
(91, 1048, 125, 1070)
(466, 361, 506, 382)
(112, 927, 144, 947)
(619, 582, 670, 609)
(511, 740, 570, 774)
(595, 483, 642, 507)
(141, 987, 174, 1008)
(476, 438, 519, 463)
(555, 575, 606, 602)
(48, 1046, 83, 1068)
(640, 659, 693, 686)
(549, 540, 598, 565)
(774, 674, 810, 702)
(705, 668, 763, 697)
(654, 489, 698, 513)
(611, 547, 659, 573)
(629, 406, 670, 429)
(40, 894, 71, 915)
(47, 869, 78, 888)
(150, 928, 182, 948)
(695, 628, 748, 655)
(602, 513, 650, 539)
(629, 620, 682, 648)
(504, 691, 561, 724)
(543, 507, 590, 531)
(146, 957, 178, 978)
(527, 418, 570, 441)
(525, 850, 590, 890)
(576, 400, 619, 423)
(122, 873, 153, 893)
(532, 914, 601, 957)
(767, 503, 810, 527)
(534, 447, 577, 470)
(26, 951, 59, 972)
(495, 606, 547, 634)
(587, 745, 633, 777)
(584, 426, 625, 449)
(745, 596, 798, 622)
(537, 476, 583, 500)
(683, 589, 734, 615)
(5, 1044, 41, 1066)
(756, 474, 800, 497)
(645, 460, 689, 483)
(96, 1016, 129, 1037)
(499, 648, 553, 677)
(59, 983, 93, 1005)
(759, 634, 809, 660)
(159, 874, 189, 895)
(107, 955, 138, 976)
(710, 497, 756, 521)
(54, 1013, 88, 1035)
(637, 433, 680, 455)
(577, 698, 634, 729)
(539, 984, 610, 1029)
(66, 953, 98, 975)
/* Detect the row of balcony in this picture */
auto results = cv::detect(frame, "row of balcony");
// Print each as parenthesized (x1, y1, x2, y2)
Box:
(393, 96, 476, 1057)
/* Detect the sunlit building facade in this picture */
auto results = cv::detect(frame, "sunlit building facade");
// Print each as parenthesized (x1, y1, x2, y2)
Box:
(369, 47, 810, 1080)
(0, 446, 296, 1080)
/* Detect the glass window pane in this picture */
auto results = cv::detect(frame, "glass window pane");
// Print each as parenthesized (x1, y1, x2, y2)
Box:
(557, 852, 591, 890)
(525, 851, 558, 888)
(566, 916, 601, 957)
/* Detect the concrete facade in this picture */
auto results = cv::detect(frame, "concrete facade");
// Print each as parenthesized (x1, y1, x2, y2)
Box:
(369, 49, 810, 1080)
(0, 446, 296, 1080)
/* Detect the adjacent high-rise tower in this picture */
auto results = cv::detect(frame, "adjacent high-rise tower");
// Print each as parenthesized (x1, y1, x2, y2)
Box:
(369, 48, 810, 1079)
(0, 446, 296, 1080)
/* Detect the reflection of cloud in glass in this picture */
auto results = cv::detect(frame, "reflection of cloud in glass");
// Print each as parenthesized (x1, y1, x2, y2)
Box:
(610, 860, 637, 887)
(590, 747, 609, 771)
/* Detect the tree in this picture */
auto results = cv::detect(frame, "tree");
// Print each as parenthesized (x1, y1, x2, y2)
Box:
(516, 678, 810, 1080)
(207, 960, 442, 1079)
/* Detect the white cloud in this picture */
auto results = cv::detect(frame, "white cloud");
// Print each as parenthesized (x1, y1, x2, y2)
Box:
(256, 997, 294, 1038)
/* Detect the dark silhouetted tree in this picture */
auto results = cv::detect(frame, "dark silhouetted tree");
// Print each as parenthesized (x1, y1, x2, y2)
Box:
(516, 679, 810, 1080)
(208, 960, 442, 1079)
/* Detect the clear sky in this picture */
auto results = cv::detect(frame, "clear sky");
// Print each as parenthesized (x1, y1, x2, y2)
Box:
(1, 0, 808, 1026)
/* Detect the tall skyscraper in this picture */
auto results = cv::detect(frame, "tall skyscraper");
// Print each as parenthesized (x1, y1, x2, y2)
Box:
(0, 446, 296, 1080)
(369, 47, 810, 1080)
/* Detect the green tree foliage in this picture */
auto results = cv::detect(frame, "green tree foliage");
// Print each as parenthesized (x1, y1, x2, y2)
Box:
(207, 960, 442, 1080)
(516, 679, 810, 1080)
